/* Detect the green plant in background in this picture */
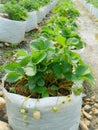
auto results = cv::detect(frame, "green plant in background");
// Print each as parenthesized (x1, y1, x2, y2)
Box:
(19, 0, 51, 12)
(0, 0, 9, 4)
(2, 2, 29, 20)
(86, 0, 98, 8)
(40, 5, 83, 50)
(0, 0, 18, 4)
(39, 0, 51, 6)
(0, 0, 52, 8)
(52, 0, 80, 19)
(19, 0, 40, 12)
(4, 37, 94, 98)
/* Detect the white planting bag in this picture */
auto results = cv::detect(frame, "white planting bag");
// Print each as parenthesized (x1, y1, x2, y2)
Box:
(44, 4, 51, 15)
(36, 0, 58, 24)
(2, 77, 82, 130)
(49, 0, 58, 10)
(94, 9, 98, 18)
(0, 17, 26, 44)
(36, 7, 45, 23)
(25, 11, 37, 32)
(78, 0, 98, 18)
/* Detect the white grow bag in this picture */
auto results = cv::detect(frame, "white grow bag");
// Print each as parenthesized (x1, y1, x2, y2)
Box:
(2, 77, 82, 130)
(36, 7, 46, 23)
(0, 17, 26, 44)
(49, 0, 58, 11)
(94, 8, 98, 18)
(78, 0, 98, 18)
(36, 0, 58, 23)
(44, 4, 51, 15)
(25, 11, 37, 32)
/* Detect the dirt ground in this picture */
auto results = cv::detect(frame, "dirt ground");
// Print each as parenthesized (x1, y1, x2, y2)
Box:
(73, 0, 98, 98)
(73, 0, 98, 129)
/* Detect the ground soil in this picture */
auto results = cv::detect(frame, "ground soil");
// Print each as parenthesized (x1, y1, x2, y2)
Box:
(73, 0, 98, 129)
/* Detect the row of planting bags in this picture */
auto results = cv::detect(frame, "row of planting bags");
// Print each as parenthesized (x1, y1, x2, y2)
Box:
(78, 0, 98, 18)
(0, 0, 58, 44)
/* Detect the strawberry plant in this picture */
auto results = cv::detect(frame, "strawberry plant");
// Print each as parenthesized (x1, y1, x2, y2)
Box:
(19, 0, 40, 11)
(32, 0, 84, 50)
(19, 0, 51, 12)
(0, 0, 18, 4)
(4, 37, 94, 98)
(52, 0, 80, 19)
(2, 2, 29, 20)
(86, 0, 98, 8)
(41, 19, 83, 49)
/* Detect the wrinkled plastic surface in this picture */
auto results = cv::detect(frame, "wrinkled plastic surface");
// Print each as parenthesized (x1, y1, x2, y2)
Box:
(25, 11, 37, 32)
(0, 17, 26, 44)
(2, 76, 82, 130)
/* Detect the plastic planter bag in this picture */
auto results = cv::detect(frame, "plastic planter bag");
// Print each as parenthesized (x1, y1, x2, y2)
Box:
(25, 11, 37, 32)
(49, 0, 58, 10)
(44, 4, 51, 15)
(2, 77, 82, 130)
(36, 7, 45, 23)
(94, 9, 98, 18)
(0, 17, 26, 44)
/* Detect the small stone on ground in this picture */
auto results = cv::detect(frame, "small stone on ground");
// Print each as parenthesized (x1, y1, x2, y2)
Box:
(0, 121, 12, 130)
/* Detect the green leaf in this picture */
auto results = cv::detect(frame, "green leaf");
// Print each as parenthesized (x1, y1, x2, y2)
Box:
(75, 65, 91, 76)
(28, 77, 36, 91)
(38, 63, 47, 72)
(67, 37, 83, 49)
(30, 38, 44, 50)
(72, 87, 84, 96)
(56, 35, 66, 47)
(6, 72, 22, 83)
(20, 56, 31, 66)
(24, 64, 36, 76)
(9, 87, 16, 93)
(23, 83, 29, 90)
(52, 63, 62, 78)
(4, 62, 20, 72)
(16, 49, 28, 56)
(4, 62, 24, 75)
(37, 79, 45, 87)
(15, 68, 24, 75)
(52, 60, 72, 79)
(81, 74, 95, 85)
(30, 38, 53, 51)
(33, 86, 49, 98)
(42, 26, 55, 35)
(51, 85, 58, 90)
(67, 37, 79, 45)
(32, 51, 46, 64)
(42, 91, 49, 98)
